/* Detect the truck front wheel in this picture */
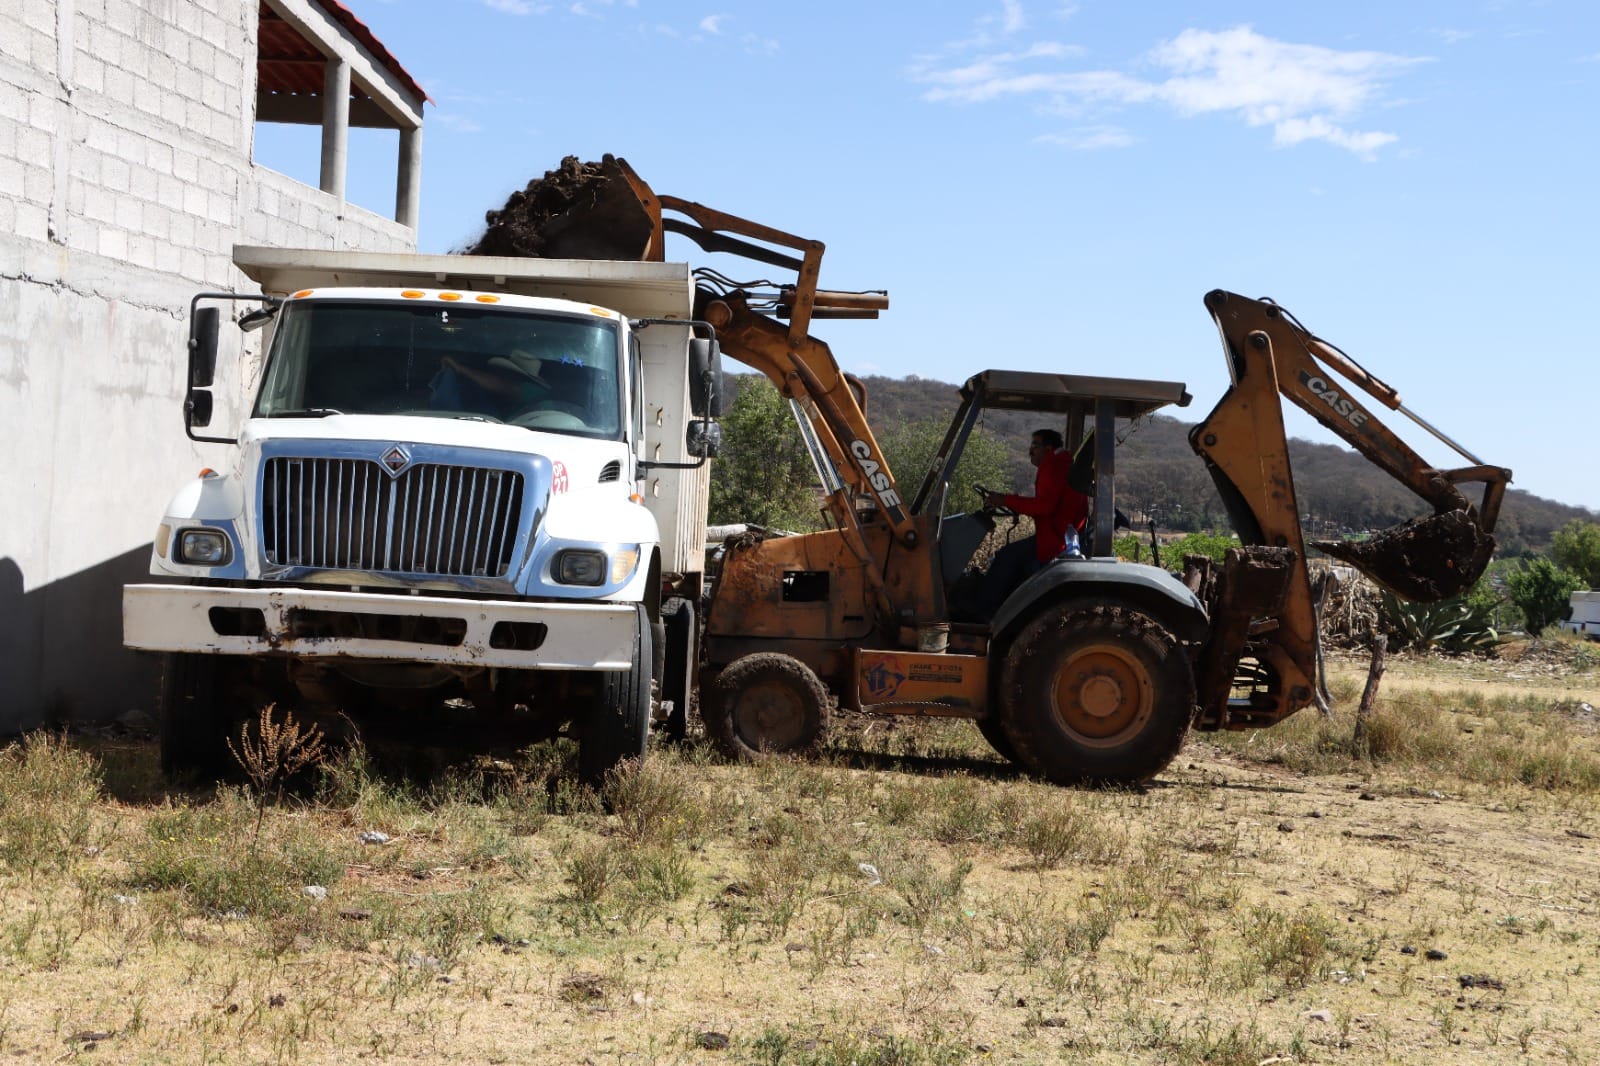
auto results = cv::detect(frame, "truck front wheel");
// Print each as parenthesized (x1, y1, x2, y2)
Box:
(158, 652, 233, 782)
(578, 607, 653, 787)
(998, 604, 1194, 785)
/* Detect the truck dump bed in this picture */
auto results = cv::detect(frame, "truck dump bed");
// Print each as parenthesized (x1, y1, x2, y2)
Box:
(232, 246, 694, 321)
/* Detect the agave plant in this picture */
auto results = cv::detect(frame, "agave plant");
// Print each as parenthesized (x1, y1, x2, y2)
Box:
(1380, 590, 1500, 654)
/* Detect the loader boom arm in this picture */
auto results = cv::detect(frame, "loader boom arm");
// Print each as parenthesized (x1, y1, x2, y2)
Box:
(607, 159, 916, 548)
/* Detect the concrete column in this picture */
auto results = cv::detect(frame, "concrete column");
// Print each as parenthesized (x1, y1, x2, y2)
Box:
(319, 57, 349, 200)
(396, 124, 422, 230)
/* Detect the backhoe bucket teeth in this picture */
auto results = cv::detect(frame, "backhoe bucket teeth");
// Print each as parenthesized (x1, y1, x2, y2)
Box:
(1314, 510, 1494, 603)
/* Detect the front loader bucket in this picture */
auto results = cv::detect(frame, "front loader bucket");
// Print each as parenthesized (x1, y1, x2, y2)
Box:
(467, 155, 662, 262)
(1314, 509, 1495, 603)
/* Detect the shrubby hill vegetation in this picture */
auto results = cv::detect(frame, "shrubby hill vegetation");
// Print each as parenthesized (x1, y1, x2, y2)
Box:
(724, 373, 1592, 554)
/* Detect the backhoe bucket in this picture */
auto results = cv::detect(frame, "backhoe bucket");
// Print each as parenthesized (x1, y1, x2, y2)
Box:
(1314, 509, 1494, 603)
(467, 155, 662, 262)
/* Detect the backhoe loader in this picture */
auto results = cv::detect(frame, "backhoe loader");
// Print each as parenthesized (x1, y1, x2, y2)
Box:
(493, 156, 1513, 785)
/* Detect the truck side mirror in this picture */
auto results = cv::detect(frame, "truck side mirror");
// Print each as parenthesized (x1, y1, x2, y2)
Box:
(185, 389, 214, 430)
(189, 307, 220, 388)
(686, 420, 723, 459)
(688, 338, 725, 417)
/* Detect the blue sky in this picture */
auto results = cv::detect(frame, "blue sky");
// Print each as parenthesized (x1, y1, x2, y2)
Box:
(257, 1, 1600, 511)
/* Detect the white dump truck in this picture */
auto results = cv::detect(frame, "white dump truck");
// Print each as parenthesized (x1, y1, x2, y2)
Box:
(124, 247, 722, 782)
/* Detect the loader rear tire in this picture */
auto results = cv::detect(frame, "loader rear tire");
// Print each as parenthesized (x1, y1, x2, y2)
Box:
(704, 653, 829, 762)
(999, 604, 1193, 785)
(578, 607, 652, 788)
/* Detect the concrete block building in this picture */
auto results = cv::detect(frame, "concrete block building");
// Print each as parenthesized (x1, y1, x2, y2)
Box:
(0, 0, 427, 731)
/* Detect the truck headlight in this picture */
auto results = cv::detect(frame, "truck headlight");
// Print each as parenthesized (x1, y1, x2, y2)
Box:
(177, 528, 231, 566)
(555, 549, 606, 586)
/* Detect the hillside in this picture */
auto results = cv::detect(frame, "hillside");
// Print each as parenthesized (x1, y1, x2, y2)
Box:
(726, 373, 1591, 554)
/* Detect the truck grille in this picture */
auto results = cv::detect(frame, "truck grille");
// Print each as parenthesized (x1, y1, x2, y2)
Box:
(261, 457, 524, 578)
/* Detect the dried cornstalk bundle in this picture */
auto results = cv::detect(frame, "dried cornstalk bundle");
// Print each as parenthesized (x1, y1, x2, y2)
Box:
(1312, 561, 1382, 649)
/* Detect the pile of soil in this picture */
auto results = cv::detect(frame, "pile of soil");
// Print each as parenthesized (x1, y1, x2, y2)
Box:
(463, 154, 654, 262)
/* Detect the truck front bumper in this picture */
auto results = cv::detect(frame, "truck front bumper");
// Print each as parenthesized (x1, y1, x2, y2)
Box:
(123, 584, 638, 670)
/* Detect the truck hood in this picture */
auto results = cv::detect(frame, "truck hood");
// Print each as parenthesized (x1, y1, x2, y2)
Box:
(235, 415, 630, 487)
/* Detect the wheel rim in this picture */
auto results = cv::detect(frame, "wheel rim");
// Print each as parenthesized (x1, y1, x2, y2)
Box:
(731, 680, 810, 752)
(1048, 641, 1154, 747)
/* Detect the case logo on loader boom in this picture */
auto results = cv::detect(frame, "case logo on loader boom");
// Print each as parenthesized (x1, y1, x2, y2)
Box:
(850, 439, 903, 510)
(1299, 371, 1369, 429)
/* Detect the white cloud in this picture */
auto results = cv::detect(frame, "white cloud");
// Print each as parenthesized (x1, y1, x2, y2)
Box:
(1000, 0, 1024, 34)
(1430, 28, 1473, 44)
(433, 113, 483, 133)
(1034, 124, 1135, 151)
(700, 14, 725, 35)
(741, 32, 779, 56)
(484, 0, 545, 14)
(915, 24, 1426, 159)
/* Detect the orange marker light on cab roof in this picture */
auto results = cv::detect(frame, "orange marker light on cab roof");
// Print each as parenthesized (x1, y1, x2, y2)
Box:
(401, 290, 425, 299)
(475, 294, 500, 303)
(198, 468, 218, 479)
(589, 307, 612, 317)
(292, 289, 313, 299)
(629, 493, 644, 504)
(439, 292, 462, 301)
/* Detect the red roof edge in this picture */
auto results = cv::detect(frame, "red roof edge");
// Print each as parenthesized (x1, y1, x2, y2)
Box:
(311, 0, 432, 106)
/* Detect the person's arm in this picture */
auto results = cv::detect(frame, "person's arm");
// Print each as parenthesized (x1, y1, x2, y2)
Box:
(1004, 456, 1063, 517)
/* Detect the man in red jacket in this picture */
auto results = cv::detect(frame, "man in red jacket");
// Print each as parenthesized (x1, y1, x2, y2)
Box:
(979, 429, 1089, 616)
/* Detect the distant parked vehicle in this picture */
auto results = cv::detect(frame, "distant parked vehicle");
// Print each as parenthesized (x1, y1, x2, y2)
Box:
(1560, 590, 1600, 641)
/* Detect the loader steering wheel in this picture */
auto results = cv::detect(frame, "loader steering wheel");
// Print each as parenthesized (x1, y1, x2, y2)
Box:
(973, 484, 1016, 517)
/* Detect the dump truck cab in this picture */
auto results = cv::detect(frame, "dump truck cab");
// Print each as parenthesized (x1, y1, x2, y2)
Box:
(124, 248, 723, 782)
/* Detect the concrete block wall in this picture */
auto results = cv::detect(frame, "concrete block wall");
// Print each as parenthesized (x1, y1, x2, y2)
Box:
(0, 0, 418, 731)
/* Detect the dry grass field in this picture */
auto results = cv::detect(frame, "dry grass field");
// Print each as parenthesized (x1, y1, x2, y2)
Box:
(2, 640, 1598, 1065)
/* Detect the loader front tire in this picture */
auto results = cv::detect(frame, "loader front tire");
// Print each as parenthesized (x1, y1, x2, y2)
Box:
(578, 607, 653, 787)
(704, 653, 829, 762)
(999, 604, 1193, 785)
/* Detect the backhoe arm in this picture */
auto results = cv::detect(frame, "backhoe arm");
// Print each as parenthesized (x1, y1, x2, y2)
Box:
(1186, 290, 1511, 731)
(1201, 290, 1510, 531)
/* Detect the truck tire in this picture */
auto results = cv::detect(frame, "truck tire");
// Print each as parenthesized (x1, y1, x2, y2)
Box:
(998, 604, 1193, 786)
(660, 597, 697, 742)
(704, 653, 829, 762)
(158, 652, 232, 782)
(578, 607, 652, 787)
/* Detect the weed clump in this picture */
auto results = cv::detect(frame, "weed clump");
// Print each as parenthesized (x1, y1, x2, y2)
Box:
(0, 733, 102, 879)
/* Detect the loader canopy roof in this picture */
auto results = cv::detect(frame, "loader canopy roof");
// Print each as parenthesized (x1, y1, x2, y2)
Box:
(960, 370, 1191, 419)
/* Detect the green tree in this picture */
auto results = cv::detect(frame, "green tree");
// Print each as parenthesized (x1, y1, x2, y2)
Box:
(875, 419, 1008, 516)
(1504, 557, 1583, 635)
(708, 376, 820, 531)
(1550, 519, 1600, 589)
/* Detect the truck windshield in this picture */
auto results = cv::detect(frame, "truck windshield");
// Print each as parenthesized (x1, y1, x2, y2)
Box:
(254, 300, 623, 438)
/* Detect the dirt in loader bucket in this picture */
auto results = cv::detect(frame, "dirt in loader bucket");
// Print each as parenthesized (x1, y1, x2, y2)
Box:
(464, 155, 656, 262)
(1314, 509, 1495, 603)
